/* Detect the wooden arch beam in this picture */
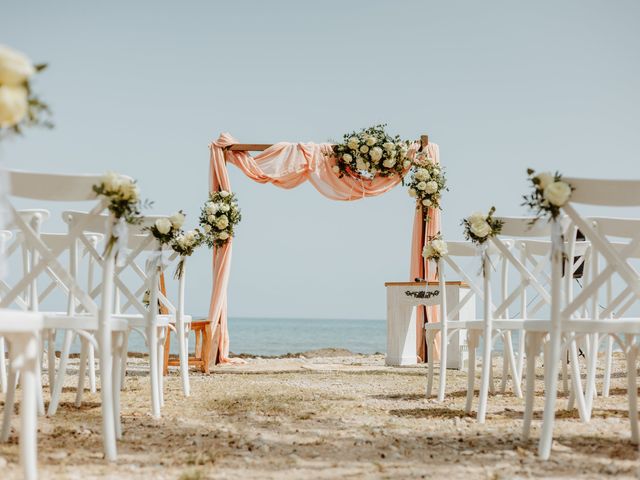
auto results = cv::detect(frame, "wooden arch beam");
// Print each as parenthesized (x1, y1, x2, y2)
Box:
(227, 134, 429, 152)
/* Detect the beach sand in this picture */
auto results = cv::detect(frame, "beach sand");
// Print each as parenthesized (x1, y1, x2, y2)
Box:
(0, 351, 638, 479)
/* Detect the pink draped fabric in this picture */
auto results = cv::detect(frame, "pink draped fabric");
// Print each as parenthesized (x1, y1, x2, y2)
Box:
(410, 143, 441, 362)
(208, 132, 437, 365)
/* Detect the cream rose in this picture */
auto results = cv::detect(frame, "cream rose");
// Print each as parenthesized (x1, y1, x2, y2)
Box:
(416, 181, 427, 191)
(0, 45, 35, 86)
(359, 145, 369, 154)
(370, 146, 383, 162)
(206, 202, 217, 214)
(382, 158, 396, 168)
(543, 181, 572, 206)
(383, 142, 395, 151)
(332, 165, 340, 174)
(424, 181, 438, 194)
(365, 136, 377, 146)
(355, 158, 368, 171)
(169, 212, 185, 229)
(215, 215, 229, 229)
(101, 171, 122, 192)
(470, 220, 491, 238)
(342, 153, 353, 163)
(432, 239, 448, 256)
(414, 168, 430, 181)
(219, 190, 230, 198)
(422, 244, 436, 259)
(155, 217, 172, 235)
(204, 224, 212, 233)
(422, 199, 432, 207)
(220, 204, 230, 213)
(120, 180, 139, 201)
(408, 188, 417, 198)
(468, 211, 486, 225)
(207, 214, 216, 223)
(218, 231, 230, 240)
(0, 85, 28, 128)
(347, 137, 359, 149)
(536, 172, 554, 190)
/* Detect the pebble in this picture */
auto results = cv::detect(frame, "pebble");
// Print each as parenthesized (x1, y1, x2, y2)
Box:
(0, 456, 7, 468)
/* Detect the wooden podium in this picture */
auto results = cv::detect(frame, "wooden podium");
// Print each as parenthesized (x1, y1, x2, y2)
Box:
(384, 281, 473, 368)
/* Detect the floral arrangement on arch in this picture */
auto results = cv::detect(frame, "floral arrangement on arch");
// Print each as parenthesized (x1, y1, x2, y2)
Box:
(522, 169, 573, 223)
(422, 234, 448, 262)
(200, 190, 242, 247)
(93, 172, 148, 260)
(462, 207, 503, 245)
(408, 150, 447, 218)
(330, 124, 411, 180)
(0, 44, 52, 136)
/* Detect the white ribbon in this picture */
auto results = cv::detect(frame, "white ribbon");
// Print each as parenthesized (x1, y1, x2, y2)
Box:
(476, 241, 495, 278)
(145, 248, 169, 277)
(113, 217, 128, 267)
(551, 218, 564, 258)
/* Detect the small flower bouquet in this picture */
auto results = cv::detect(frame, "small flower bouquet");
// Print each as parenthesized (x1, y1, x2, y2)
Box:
(200, 190, 241, 248)
(407, 151, 447, 216)
(522, 169, 573, 223)
(462, 207, 503, 245)
(146, 211, 185, 245)
(170, 228, 204, 279)
(92, 172, 147, 260)
(0, 44, 52, 136)
(422, 234, 448, 262)
(330, 124, 411, 180)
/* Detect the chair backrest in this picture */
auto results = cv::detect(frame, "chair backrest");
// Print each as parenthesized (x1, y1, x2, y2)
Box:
(556, 178, 640, 324)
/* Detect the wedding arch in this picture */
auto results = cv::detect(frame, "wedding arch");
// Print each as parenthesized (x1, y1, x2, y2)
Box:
(205, 132, 441, 366)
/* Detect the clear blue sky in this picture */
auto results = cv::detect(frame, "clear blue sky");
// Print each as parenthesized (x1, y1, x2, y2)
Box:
(3, 0, 639, 320)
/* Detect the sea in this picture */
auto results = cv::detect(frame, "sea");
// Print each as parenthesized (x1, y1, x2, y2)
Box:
(56, 317, 387, 356)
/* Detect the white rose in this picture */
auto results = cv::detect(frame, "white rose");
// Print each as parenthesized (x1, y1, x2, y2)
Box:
(416, 181, 427, 191)
(432, 239, 448, 256)
(206, 202, 217, 214)
(408, 188, 417, 198)
(355, 158, 367, 171)
(414, 168, 430, 181)
(365, 136, 377, 146)
(332, 165, 340, 174)
(185, 230, 197, 242)
(218, 231, 229, 240)
(383, 142, 395, 151)
(347, 137, 359, 149)
(342, 153, 353, 163)
(470, 220, 491, 238)
(155, 217, 172, 235)
(220, 204, 230, 213)
(219, 190, 230, 198)
(468, 211, 485, 224)
(0, 45, 35, 86)
(0, 85, 28, 128)
(169, 212, 185, 229)
(204, 224, 212, 233)
(424, 181, 438, 194)
(359, 145, 369, 154)
(422, 244, 436, 259)
(101, 171, 122, 192)
(207, 214, 216, 223)
(403, 160, 411, 169)
(422, 199, 432, 207)
(120, 179, 139, 201)
(543, 181, 572, 207)
(382, 158, 396, 168)
(370, 147, 383, 162)
(215, 215, 229, 230)
(536, 172, 554, 190)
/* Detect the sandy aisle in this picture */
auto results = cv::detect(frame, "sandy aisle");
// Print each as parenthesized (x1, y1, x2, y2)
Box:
(0, 352, 638, 479)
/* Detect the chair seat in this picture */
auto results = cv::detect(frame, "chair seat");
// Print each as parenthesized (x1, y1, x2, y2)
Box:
(42, 312, 129, 331)
(424, 320, 473, 330)
(467, 318, 551, 332)
(113, 313, 191, 328)
(0, 309, 45, 332)
(565, 318, 640, 334)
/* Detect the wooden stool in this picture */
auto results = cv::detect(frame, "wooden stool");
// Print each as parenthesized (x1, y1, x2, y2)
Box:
(163, 320, 212, 374)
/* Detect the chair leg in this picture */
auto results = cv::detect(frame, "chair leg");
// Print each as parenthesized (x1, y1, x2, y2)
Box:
(111, 332, 124, 440)
(584, 333, 599, 415)
(148, 325, 161, 418)
(35, 361, 45, 417)
(516, 329, 526, 385)
(426, 332, 435, 398)
(119, 329, 129, 389)
(522, 333, 539, 440)
(569, 340, 589, 422)
(626, 343, 639, 444)
(18, 336, 38, 480)
(602, 336, 613, 397)
(158, 331, 165, 408)
(504, 331, 522, 398)
(465, 331, 478, 414)
(538, 329, 562, 460)
(0, 337, 7, 394)
(46, 329, 56, 390)
(178, 323, 190, 397)
(438, 326, 448, 402)
(561, 345, 569, 395)
(88, 341, 97, 393)
(47, 330, 74, 416)
(1, 369, 18, 442)
(76, 338, 89, 407)
(163, 327, 170, 376)
(500, 335, 509, 394)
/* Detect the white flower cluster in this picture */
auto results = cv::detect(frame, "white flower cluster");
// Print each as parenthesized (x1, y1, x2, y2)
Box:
(462, 206, 503, 245)
(199, 190, 241, 247)
(407, 151, 446, 214)
(422, 235, 448, 262)
(151, 211, 185, 241)
(331, 125, 410, 179)
(523, 169, 573, 221)
(100, 171, 140, 202)
(0, 44, 49, 132)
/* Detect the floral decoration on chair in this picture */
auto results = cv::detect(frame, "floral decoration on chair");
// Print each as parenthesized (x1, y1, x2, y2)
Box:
(522, 169, 573, 223)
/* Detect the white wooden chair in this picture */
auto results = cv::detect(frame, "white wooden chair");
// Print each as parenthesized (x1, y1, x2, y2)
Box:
(531, 178, 640, 460)
(0, 169, 130, 461)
